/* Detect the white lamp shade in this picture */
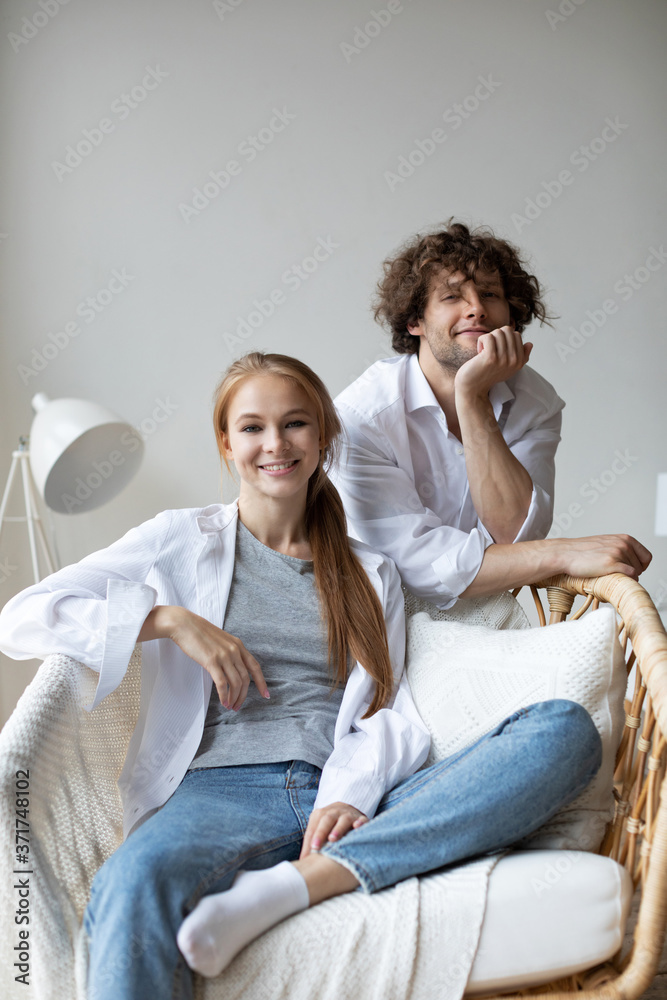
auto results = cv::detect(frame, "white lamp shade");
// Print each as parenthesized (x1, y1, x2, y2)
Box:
(29, 395, 144, 514)
(656, 474, 667, 536)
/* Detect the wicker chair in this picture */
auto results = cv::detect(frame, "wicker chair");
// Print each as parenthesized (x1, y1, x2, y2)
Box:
(499, 573, 667, 999)
(1, 572, 666, 999)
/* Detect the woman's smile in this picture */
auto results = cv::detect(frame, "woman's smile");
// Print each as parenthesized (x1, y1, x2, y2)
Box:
(258, 459, 300, 475)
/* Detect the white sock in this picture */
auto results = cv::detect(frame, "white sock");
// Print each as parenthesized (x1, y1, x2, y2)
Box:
(177, 861, 309, 978)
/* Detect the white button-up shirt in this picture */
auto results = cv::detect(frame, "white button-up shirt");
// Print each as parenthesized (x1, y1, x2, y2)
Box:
(0, 503, 430, 837)
(333, 354, 564, 610)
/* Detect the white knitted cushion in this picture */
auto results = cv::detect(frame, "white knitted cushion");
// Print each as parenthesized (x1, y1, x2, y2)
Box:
(406, 605, 625, 850)
(403, 589, 531, 631)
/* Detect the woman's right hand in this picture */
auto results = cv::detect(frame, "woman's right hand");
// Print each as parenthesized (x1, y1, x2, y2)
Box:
(140, 606, 269, 710)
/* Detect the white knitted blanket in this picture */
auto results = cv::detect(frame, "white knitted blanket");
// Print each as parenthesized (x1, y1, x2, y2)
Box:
(0, 598, 521, 1000)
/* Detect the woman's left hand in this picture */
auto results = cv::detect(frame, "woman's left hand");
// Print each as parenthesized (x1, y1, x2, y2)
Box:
(300, 802, 368, 859)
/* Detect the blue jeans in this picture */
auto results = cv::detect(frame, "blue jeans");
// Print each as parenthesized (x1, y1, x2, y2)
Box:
(83, 700, 601, 999)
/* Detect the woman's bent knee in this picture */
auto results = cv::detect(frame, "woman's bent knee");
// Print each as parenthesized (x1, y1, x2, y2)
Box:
(543, 699, 602, 777)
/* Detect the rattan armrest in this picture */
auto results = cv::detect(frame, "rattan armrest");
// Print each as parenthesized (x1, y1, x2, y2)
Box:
(493, 573, 667, 1000)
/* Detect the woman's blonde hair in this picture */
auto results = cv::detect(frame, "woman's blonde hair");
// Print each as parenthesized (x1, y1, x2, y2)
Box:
(213, 352, 394, 717)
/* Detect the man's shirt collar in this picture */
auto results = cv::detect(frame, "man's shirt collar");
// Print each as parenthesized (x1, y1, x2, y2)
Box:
(404, 352, 515, 424)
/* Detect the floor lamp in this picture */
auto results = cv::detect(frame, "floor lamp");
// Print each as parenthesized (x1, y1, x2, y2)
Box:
(0, 394, 144, 584)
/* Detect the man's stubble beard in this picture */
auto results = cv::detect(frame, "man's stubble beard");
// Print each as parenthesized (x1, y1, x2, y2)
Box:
(420, 327, 477, 376)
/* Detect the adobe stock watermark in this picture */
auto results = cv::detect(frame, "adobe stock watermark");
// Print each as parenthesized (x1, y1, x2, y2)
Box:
(60, 397, 178, 513)
(8, 0, 73, 54)
(341, 350, 393, 395)
(0, 556, 19, 585)
(51, 66, 169, 181)
(223, 236, 339, 353)
(212, 0, 245, 19)
(179, 107, 296, 224)
(554, 245, 667, 363)
(654, 579, 667, 613)
(548, 448, 640, 539)
(545, 0, 587, 31)
(17, 268, 135, 385)
(87, 932, 151, 1000)
(511, 116, 628, 233)
(384, 75, 501, 192)
(340, 1, 413, 63)
(531, 849, 585, 896)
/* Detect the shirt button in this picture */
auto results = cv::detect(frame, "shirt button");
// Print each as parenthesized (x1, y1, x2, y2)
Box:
(456, 446, 464, 455)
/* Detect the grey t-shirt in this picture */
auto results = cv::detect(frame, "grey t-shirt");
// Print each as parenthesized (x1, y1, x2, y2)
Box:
(188, 519, 343, 771)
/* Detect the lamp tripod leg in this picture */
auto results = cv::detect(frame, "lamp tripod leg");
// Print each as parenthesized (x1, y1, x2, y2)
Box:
(0, 454, 20, 545)
(20, 454, 41, 584)
(27, 471, 56, 577)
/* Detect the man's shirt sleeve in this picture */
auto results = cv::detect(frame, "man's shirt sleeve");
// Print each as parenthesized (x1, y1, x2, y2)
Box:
(332, 412, 492, 610)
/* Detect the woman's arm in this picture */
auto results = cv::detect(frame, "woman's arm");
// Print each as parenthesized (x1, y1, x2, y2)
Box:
(139, 605, 269, 709)
(0, 511, 173, 707)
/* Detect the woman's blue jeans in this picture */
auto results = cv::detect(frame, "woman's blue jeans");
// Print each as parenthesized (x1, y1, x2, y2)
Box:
(83, 699, 601, 999)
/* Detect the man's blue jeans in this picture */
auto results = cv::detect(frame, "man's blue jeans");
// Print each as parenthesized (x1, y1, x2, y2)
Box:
(83, 699, 601, 999)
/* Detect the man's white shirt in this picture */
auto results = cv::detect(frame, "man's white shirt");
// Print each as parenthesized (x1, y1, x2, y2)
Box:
(332, 353, 564, 610)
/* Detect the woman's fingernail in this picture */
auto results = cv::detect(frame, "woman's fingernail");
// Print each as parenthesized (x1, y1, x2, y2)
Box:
(263, 691, 270, 699)
(311, 839, 320, 850)
(329, 832, 338, 840)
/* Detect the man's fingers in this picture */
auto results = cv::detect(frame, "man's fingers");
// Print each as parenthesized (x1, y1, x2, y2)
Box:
(612, 536, 651, 577)
(477, 332, 496, 358)
(630, 537, 652, 571)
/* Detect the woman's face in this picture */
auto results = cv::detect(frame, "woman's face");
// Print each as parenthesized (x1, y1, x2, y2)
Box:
(222, 375, 322, 506)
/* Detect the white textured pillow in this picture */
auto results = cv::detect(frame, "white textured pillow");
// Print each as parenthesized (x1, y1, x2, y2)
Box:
(406, 605, 626, 851)
(403, 588, 531, 631)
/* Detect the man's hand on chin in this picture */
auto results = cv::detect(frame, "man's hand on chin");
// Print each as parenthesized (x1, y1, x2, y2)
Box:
(455, 326, 533, 398)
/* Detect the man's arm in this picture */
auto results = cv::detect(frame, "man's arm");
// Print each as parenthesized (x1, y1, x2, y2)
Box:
(455, 327, 552, 543)
(331, 418, 491, 609)
(457, 389, 534, 542)
(461, 534, 652, 597)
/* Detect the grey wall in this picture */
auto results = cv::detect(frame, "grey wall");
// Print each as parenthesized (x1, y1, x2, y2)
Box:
(1, 0, 666, 724)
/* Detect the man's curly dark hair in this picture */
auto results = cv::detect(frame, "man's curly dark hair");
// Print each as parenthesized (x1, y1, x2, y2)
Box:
(373, 220, 553, 354)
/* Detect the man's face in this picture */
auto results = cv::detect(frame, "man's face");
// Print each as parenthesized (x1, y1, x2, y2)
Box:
(408, 269, 512, 374)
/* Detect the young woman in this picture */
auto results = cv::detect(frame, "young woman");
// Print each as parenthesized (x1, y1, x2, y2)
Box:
(0, 353, 608, 999)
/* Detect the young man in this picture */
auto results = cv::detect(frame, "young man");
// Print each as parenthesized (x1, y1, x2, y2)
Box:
(333, 221, 650, 606)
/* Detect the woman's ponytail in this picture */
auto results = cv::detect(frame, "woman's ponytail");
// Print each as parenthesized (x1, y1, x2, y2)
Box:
(306, 468, 393, 717)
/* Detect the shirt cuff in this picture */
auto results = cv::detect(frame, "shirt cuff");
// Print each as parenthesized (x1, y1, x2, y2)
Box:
(87, 579, 157, 711)
(314, 764, 386, 819)
(430, 527, 490, 609)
